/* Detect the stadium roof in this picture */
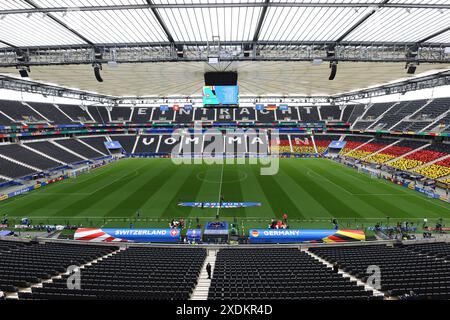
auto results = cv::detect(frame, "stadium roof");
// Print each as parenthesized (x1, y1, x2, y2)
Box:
(0, 0, 449, 47)
(0, 0, 449, 100)
(0, 61, 448, 97)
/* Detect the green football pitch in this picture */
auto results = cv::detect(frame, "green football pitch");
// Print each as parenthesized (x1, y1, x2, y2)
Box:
(1, 158, 450, 231)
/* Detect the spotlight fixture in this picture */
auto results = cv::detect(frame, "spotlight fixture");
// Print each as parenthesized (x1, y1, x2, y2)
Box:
(405, 44, 419, 75)
(406, 62, 417, 75)
(329, 61, 337, 80)
(15, 49, 30, 78)
(92, 48, 104, 82)
(93, 63, 103, 82)
(176, 45, 184, 58)
(326, 45, 337, 81)
(243, 44, 253, 58)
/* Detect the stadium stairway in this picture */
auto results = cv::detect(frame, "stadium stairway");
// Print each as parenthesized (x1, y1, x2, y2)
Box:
(304, 248, 385, 298)
(384, 143, 431, 166)
(0, 152, 41, 172)
(343, 138, 374, 156)
(51, 140, 88, 161)
(77, 138, 108, 157)
(21, 143, 67, 166)
(421, 110, 450, 132)
(0, 174, 12, 181)
(412, 153, 450, 171)
(361, 139, 400, 161)
(190, 249, 217, 300)
(366, 102, 399, 130)
(10, 246, 124, 300)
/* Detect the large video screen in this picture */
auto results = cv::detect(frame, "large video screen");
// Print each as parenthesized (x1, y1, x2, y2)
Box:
(203, 86, 239, 106)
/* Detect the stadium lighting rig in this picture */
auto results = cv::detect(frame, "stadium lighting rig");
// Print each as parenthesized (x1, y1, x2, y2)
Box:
(405, 44, 419, 75)
(15, 49, 30, 78)
(93, 48, 104, 82)
(326, 45, 337, 81)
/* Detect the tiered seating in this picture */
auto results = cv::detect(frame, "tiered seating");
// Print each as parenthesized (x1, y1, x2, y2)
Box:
(291, 135, 315, 153)
(0, 156, 37, 178)
(340, 136, 372, 155)
(341, 105, 365, 123)
(194, 108, 216, 121)
(217, 108, 235, 122)
(0, 100, 46, 123)
(389, 98, 450, 132)
(352, 102, 395, 130)
(310, 245, 450, 299)
(389, 144, 450, 171)
(346, 138, 393, 159)
(20, 247, 206, 300)
(414, 156, 450, 179)
(366, 140, 426, 164)
(79, 136, 110, 155)
(234, 107, 256, 121)
(109, 135, 137, 154)
(352, 121, 373, 130)
(25, 141, 84, 164)
(225, 133, 246, 155)
(270, 135, 291, 153)
(209, 248, 375, 300)
(152, 108, 175, 122)
(276, 107, 300, 121)
(0, 112, 12, 125)
(411, 98, 450, 120)
(26, 102, 73, 124)
(175, 108, 195, 123)
(298, 106, 320, 121)
(314, 135, 340, 153)
(134, 135, 161, 154)
(0, 240, 28, 252)
(371, 100, 426, 130)
(0, 144, 62, 170)
(0, 241, 115, 293)
(401, 242, 450, 260)
(54, 139, 103, 159)
(320, 105, 341, 121)
(87, 106, 109, 123)
(256, 109, 276, 123)
(110, 106, 132, 122)
(57, 104, 92, 122)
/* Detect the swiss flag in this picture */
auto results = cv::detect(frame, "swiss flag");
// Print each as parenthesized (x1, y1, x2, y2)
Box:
(172, 104, 180, 111)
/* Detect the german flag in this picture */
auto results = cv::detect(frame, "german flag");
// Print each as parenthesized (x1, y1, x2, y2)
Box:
(322, 229, 365, 243)
(265, 104, 277, 111)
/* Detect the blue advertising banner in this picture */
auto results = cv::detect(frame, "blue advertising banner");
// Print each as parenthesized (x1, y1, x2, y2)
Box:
(249, 229, 337, 243)
(104, 141, 123, 149)
(329, 140, 347, 149)
(186, 229, 202, 242)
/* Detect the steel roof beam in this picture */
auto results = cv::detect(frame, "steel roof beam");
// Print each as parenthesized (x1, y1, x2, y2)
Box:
(0, 41, 448, 52)
(252, 0, 270, 42)
(146, 0, 174, 43)
(336, 0, 390, 43)
(21, 0, 94, 46)
(0, 2, 450, 15)
(419, 26, 450, 43)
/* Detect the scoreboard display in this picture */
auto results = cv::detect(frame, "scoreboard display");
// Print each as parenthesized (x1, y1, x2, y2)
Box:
(203, 86, 239, 107)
